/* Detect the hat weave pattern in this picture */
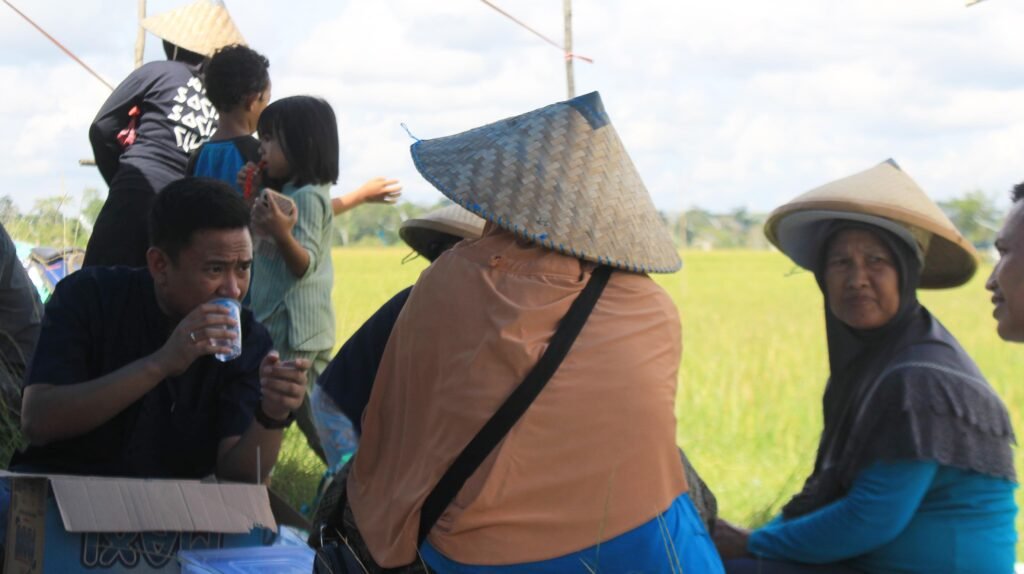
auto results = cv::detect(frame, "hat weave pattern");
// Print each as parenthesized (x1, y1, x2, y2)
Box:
(411, 92, 681, 274)
(142, 0, 245, 57)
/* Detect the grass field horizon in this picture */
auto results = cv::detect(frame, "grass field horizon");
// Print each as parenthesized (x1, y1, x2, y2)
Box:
(268, 246, 1022, 559)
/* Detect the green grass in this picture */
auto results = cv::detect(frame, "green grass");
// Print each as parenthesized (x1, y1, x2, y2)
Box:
(280, 247, 1023, 558)
(0, 246, 999, 557)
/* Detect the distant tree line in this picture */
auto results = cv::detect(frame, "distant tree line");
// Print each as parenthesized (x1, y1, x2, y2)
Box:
(0, 190, 103, 250)
(661, 189, 1008, 252)
(0, 189, 1009, 253)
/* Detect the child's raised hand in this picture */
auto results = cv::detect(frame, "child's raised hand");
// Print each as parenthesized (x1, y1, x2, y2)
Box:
(252, 189, 297, 241)
(357, 177, 402, 204)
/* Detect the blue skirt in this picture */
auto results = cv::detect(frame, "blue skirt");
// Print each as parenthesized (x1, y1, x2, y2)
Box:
(420, 492, 724, 574)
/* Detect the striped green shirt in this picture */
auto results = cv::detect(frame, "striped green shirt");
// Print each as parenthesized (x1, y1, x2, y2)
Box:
(251, 182, 335, 352)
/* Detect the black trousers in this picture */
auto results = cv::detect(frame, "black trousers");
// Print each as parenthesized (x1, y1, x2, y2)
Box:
(84, 164, 168, 268)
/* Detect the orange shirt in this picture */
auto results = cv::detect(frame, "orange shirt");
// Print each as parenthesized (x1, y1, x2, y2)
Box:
(348, 227, 687, 566)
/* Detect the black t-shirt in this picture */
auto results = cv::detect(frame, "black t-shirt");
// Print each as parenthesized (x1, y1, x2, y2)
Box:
(89, 60, 218, 193)
(11, 267, 272, 478)
(317, 287, 411, 435)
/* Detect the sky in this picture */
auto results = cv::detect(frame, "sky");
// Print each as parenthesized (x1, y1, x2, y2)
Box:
(2, 0, 1024, 217)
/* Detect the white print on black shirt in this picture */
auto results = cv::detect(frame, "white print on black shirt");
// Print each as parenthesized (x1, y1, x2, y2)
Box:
(167, 76, 218, 153)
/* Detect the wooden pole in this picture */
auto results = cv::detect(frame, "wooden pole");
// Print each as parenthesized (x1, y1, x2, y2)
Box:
(563, 0, 574, 98)
(134, 0, 146, 69)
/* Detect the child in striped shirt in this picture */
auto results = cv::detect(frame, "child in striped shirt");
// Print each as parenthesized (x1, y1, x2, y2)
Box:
(247, 96, 338, 460)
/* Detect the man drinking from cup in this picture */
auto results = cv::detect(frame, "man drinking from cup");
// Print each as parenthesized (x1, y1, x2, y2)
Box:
(13, 178, 306, 482)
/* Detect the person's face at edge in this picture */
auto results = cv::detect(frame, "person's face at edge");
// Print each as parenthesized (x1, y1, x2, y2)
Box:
(148, 228, 253, 320)
(987, 202, 1024, 342)
(824, 228, 901, 330)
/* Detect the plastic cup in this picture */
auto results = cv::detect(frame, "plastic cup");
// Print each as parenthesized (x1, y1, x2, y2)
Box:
(210, 297, 242, 362)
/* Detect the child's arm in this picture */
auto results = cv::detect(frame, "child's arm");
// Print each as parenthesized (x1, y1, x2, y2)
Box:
(331, 176, 402, 215)
(252, 190, 310, 277)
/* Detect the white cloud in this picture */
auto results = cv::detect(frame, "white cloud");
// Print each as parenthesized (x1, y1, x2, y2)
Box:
(4, 0, 1024, 217)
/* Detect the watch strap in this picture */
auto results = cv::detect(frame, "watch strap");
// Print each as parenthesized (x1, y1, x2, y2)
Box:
(254, 404, 295, 429)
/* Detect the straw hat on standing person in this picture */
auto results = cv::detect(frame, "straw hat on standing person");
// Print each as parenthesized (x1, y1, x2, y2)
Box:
(141, 0, 246, 58)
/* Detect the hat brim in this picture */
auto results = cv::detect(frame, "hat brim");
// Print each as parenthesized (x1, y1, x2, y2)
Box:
(766, 202, 978, 288)
(141, 0, 245, 57)
(399, 206, 485, 260)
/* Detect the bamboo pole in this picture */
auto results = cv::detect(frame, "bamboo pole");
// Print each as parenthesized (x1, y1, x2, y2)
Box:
(563, 0, 574, 98)
(134, 0, 146, 69)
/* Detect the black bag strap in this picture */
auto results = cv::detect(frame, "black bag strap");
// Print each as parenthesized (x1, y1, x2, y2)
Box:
(417, 265, 613, 545)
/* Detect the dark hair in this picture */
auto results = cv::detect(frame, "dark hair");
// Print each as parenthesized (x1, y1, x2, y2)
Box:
(162, 40, 205, 67)
(257, 96, 339, 187)
(204, 45, 270, 112)
(421, 235, 462, 262)
(1013, 181, 1024, 203)
(149, 178, 251, 262)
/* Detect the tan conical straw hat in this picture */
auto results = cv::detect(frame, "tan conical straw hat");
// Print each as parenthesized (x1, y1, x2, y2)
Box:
(764, 159, 978, 288)
(399, 204, 485, 260)
(410, 92, 681, 274)
(141, 0, 245, 58)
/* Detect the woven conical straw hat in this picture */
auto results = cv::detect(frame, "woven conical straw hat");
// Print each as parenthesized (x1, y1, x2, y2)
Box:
(411, 92, 681, 274)
(399, 204, 485, 260)
(764, 159, 978, 288)
(141, 0, 245, 57)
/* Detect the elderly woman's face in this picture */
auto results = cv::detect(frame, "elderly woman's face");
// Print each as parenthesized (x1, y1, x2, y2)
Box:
(824, 228, 901, 329)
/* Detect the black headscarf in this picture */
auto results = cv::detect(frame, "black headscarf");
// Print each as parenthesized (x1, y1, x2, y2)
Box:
(781, 221, 1016, 519)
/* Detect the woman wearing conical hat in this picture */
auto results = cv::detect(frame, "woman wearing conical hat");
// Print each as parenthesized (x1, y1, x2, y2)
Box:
(84, 0, 245, 268)
(324, 93, 724, 572)
(715, 160, 1017, 573)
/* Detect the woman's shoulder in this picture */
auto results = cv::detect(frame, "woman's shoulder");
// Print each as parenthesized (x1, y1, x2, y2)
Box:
(285, 182, 331, 204)
(883, 309, 984, 380)
(135, 60, 196, 80)
(875, 342, 1011, 432)
(285, 181, 330, 194)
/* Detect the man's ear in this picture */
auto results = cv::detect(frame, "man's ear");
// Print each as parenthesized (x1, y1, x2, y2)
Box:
(243, 93, 260, 112)
(147, 246, 171, 284)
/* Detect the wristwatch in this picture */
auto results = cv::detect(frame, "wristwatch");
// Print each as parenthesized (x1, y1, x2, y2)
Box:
(254, 404, 295, 429)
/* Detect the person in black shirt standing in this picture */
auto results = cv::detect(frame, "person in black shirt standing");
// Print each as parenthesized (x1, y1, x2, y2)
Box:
(85, 0, 246, 268)
(14, 178, 306, 481)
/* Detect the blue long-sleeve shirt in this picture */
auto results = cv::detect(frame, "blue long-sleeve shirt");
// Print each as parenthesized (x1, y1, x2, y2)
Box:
(749, 460, 1018, 573)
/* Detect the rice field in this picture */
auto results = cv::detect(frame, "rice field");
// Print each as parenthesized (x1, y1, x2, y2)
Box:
(273, 247, 1023, 558)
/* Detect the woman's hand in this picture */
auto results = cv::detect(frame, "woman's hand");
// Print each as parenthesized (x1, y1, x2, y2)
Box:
(252, 189, 297, 242)
(713, 518, 753, 560)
